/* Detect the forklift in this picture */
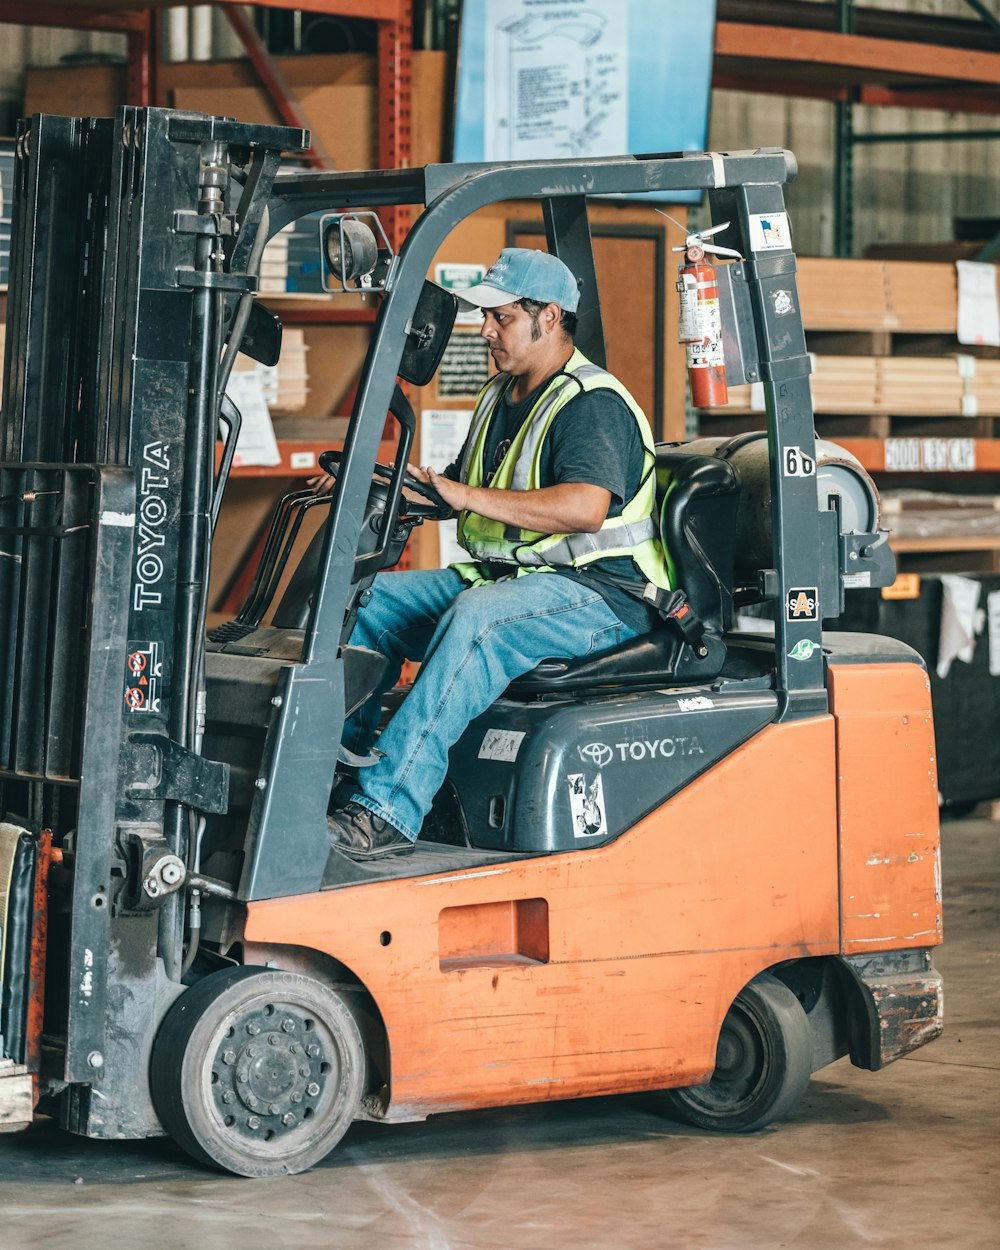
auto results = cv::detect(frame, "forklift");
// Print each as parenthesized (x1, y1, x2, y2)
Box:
(0, 110, 942, 1175)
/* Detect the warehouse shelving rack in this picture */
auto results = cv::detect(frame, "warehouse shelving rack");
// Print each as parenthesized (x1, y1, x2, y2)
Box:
(0, 1, 413, 480)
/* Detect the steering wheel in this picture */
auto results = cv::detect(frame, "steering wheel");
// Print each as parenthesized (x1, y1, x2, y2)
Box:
(317, 449, 452, 520)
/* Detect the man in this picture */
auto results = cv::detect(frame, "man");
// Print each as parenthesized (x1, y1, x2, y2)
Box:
(325, 247, 673, 860)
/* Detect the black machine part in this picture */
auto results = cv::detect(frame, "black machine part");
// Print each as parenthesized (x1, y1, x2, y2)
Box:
(677, 434, 894, 618)
(0, 825, 37, 1066)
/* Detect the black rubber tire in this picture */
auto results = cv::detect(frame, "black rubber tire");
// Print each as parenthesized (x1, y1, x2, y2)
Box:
(663, 972, 813, 1133)
(150, 965, 366, 1177)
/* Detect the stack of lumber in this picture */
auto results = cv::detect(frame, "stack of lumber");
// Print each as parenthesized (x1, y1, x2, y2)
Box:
(796, 258, 963, 333)
(724, 356, 1000, 418)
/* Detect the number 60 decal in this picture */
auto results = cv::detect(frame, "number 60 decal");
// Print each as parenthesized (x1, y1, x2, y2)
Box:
(784, 446, 816, 477)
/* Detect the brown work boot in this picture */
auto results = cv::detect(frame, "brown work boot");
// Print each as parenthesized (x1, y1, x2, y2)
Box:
(327, 801, 414, 861)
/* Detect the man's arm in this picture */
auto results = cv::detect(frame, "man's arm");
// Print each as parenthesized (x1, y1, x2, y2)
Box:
(421, 468, 611, 535)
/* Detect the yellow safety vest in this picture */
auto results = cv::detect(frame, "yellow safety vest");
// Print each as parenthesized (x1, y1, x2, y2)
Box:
(451, 347, 673, 592)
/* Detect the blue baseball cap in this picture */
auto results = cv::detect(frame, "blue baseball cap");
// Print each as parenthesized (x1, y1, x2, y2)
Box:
(456, 248, 581, 313)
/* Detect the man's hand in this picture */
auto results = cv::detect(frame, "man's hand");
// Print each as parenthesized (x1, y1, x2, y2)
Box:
(307, 471, 335, 496)
(422, 466, 469, 512)
(423, 468, 611, 536)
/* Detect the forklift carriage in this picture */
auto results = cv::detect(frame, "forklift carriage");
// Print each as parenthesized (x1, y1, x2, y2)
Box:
(0, 110, 942, 1175)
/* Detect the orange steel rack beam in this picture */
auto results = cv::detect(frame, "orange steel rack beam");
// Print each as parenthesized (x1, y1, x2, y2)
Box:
(713, 22, 1000, 116)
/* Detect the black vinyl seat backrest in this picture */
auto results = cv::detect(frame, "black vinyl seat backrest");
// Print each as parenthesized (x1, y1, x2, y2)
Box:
(507, 445, 742, 695)
(655, 446, 741, 636)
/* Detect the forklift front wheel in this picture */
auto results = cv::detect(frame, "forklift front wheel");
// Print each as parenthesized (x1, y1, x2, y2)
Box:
(663, 972, 813, 1133)
(150, 965, 366, 1177)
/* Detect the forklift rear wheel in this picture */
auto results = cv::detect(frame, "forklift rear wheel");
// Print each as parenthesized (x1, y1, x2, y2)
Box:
(150, 965, 366, 1177)
(663, 972, 812, 1133)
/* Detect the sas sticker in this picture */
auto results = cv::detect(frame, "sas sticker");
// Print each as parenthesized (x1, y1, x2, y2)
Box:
(786, 587, 819, 622)
(567, 773, 608, 839)
(788, 639, 820, 662)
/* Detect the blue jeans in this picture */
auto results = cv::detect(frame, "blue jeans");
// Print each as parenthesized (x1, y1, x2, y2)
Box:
(344, 568, 638, 841)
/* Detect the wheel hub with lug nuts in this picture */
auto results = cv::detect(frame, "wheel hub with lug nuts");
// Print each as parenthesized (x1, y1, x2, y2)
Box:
(213, 1008, 329, 1137)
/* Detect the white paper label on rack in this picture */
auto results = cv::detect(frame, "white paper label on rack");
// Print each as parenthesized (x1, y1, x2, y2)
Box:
(884, 438, 976, 473)
(988, 590, 1000, 677)
(956, 260, 1000, 347)
(843, 571, 872, 589)
(749, 381, 766, 411)
(225, 371, 281, 468)
(289, 451, 316, 470)
(748, 212, 790, 252)
(421, 408, 474, 567)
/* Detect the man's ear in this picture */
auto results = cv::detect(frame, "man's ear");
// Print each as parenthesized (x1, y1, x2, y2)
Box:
(544, 302, 562, 332)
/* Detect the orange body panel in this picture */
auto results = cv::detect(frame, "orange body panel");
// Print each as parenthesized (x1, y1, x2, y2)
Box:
(246, 716, 840, 1119)
(829, 662, 942, 956)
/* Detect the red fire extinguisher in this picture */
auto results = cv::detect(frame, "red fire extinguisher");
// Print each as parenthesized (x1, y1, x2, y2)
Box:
(672, 222, 743, 409)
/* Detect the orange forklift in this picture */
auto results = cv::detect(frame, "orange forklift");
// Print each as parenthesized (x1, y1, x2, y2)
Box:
(0, 110, 941, 1174)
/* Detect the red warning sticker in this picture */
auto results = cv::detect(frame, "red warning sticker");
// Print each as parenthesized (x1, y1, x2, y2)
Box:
(124, 640, 162, 714)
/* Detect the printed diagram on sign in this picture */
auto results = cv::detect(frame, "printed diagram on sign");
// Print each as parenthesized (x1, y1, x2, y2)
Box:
(485, 0, 628, 161)
(567, 772, 608, 839)
(124, 640, 162, 714)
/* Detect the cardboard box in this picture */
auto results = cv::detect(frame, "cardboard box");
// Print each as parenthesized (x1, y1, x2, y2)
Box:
(24, 52, 448, 172)
(24, 65, 126, 119)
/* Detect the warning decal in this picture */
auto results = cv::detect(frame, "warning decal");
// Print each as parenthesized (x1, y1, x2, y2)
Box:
(124, 640, 162, 715)
(567, 773, 608, 839)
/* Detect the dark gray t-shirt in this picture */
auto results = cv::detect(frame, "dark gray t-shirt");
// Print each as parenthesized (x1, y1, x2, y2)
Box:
(447, 371, 659, 633)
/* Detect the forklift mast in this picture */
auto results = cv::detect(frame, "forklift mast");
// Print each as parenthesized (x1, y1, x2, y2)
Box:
(0, 110, 906, 1146)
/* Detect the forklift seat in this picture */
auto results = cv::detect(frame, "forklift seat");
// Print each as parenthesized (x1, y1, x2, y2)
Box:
(508, 447, 741, 694)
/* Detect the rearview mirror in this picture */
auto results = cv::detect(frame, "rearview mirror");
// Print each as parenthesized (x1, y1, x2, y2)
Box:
(239, 302, 283, 367)
(398, 281, 459, 386)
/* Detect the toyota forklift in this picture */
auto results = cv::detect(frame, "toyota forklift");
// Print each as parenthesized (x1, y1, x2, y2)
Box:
(0, 110, 942, 1175)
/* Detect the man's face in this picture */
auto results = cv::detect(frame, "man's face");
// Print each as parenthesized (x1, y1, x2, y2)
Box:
(479, 300, 552, 376)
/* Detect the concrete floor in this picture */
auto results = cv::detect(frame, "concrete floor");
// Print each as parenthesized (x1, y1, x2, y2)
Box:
(1, 816, 996, 1250)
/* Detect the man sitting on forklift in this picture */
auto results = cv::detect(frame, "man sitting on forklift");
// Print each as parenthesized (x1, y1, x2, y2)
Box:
(323, 248, 674, 860)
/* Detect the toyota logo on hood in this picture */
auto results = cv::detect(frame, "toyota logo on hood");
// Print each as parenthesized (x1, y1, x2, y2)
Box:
(578, 742, 613, 768)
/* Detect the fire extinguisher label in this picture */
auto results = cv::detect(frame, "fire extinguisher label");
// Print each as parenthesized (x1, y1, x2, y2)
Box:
(677, 284, 700, 342)
(683, 301, 724, 368)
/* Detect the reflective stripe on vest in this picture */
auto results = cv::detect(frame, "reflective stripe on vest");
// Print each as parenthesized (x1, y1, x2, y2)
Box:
(453, 348, 672, 590)
(457, 372, 508, 484)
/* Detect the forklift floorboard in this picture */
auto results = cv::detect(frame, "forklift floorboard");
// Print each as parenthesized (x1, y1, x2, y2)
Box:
(322, 839, 534, 888)
(2, 815, 996, 1249)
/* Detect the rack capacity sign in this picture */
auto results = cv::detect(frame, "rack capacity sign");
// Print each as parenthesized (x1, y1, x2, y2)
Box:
(884, 438, 976, 473)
